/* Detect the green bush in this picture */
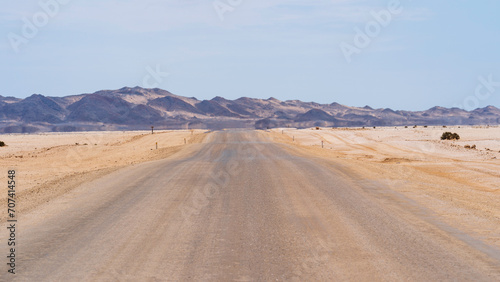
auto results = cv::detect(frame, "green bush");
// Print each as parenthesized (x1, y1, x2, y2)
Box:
(441, 132, 460, 140)
(0, 141, 5, 147)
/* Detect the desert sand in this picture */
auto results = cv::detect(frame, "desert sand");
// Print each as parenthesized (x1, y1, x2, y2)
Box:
(0, 130, 207, 218)
(0, 127, 499, 280)
(271, 126, 500, 249)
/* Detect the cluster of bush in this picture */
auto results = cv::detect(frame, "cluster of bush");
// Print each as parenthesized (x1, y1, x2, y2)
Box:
(0, 141, 6, 147)
(441, 132, 460, 140)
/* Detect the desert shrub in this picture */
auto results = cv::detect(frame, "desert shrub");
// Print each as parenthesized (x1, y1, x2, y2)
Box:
(0, 141, 5, 147)
(441, 132, 460, 140)
(315, 127, 320, 130)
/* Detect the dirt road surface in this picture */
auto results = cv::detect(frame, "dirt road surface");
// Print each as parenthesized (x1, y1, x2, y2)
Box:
(3, 131, 500, 281)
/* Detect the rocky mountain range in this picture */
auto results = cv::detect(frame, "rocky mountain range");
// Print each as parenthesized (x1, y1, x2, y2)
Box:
(1, 87, 499, 133)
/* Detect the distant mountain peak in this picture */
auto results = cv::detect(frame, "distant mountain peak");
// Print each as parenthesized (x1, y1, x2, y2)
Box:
(329, 102, 347, 109)
(211, 96, 229, 103)
(267, 97, 280, 102)
(296, 109, 336, 122)
(116, 86, 148, 96)
(429, 106, 446, 111)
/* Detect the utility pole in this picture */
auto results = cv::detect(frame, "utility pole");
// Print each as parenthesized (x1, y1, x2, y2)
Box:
(151, 126, 154, 134)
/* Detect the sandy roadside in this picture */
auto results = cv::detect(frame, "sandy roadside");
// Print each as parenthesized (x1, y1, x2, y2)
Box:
(1, 126, 498, 249)
(0, 130, 207, 219)
(268, 126, 500, 249)
(5, 130, 499, 281)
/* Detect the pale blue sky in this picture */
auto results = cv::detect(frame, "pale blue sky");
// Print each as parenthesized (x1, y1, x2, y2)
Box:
(1, 0, 499, 110)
